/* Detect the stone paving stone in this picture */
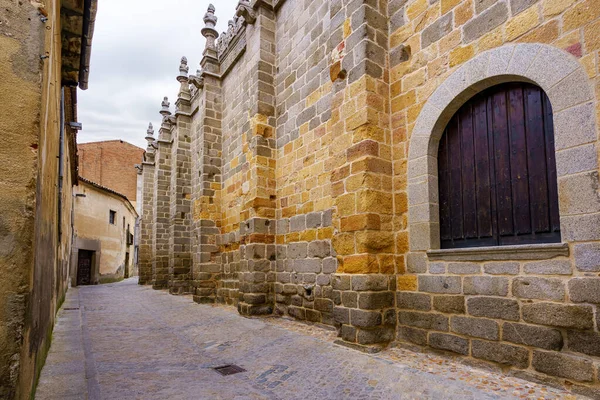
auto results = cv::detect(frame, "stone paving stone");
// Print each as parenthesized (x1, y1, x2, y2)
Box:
(35, 279, 586, 399)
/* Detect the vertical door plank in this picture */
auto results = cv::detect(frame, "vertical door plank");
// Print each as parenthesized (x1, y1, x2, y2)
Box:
(491, 90, 514, 236)
(507, 86, 532, 235)
(448, 117, 464, 240)
(543, 94, 561, 233)
(438, 131, 452, 241)
(524, 86, 550, 233)
(460, 105, 478, 238)
(473, 96, 493, 238)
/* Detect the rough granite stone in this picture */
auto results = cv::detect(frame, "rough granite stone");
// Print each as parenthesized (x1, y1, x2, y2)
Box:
(451, 316, 499, 340)
(502, 322, 563, 351)
(522, 302, 594, 330)
(467, 297, 520, 321)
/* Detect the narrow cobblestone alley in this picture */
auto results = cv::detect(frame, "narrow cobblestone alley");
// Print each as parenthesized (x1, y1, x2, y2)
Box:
(35, 280, 587, 400)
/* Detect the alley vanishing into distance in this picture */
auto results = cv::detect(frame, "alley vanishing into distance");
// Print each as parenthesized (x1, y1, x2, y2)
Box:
(35, 279, 585, 400)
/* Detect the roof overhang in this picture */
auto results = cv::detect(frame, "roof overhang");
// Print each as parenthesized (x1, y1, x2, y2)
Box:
(61, 0, 97, 89)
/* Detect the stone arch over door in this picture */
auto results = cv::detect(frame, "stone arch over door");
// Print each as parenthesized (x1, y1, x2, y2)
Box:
(407, 43, 599, 252)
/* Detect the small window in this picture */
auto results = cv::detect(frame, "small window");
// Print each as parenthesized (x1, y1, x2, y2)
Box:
(123, 216, 126, 229)
(109, 210, 116, 225)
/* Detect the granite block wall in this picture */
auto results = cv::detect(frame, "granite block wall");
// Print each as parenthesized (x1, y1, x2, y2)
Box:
(137, 0, 600, 394)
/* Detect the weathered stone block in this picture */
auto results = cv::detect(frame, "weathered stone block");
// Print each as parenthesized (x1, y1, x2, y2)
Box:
(358, 292, 394, 310)
(399, 311, 449, 331)
(467, 297, 519, 321)
(483, 262, 519, 275)
(433, 295, 465, 314)
(333, 306, 350, 324)
(471, 340, 529, 369)
(308, 241, 330, 258)
(352, 275, 389, 291)
(532, 350, 594, 382)
(464, 276, 508, 296)
(429, 262, 445, 274)
(512, 277, 565, 301)
(429, 333, 469, 355)
(398, 326, 428, 346)
(306, 212, 322, 228)
(397, 292, 431, 311)
(294, 259, 321, 273)
(421, 13, 453, 49)
(342, 291, 358, 308)
(567, 330, 600, 357)
(463, 2, 508, 43)
(502, 322, 563, 351)
(290, 215, 307, 232)
(510, 0, 537, 14)
(357, 326, 394, 345)
(573, 243, 600, 272)
(447, 262, 481, 274)
(351, 309, 382, 328)
(418, 276, 462, 294)
(451, 316, 499, 340)
(288, 242, 308, 259)
(569, 278, 600, 304)
(523, 260, 572, 275)
(332, 275, 351, 290)
(522, 302, 594, 330)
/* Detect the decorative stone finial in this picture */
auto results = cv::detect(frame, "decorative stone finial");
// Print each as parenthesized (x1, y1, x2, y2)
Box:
(160, 96, 171, 120)
(145, 122, 154, 148)
(177, 56, 189, 82)
(202, 4, 219, 49)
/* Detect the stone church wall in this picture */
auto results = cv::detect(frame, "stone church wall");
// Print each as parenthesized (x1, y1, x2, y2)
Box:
(139, 0, 600, 396)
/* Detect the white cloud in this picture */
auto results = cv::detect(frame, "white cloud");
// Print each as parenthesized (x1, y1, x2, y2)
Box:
(78, 0, 239, 149)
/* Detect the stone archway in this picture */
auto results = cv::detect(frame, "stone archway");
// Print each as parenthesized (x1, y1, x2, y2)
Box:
(407, 43, 599, 252)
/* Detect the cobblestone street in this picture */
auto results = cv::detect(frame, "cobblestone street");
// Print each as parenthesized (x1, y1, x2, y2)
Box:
(35, 279, 586, 399)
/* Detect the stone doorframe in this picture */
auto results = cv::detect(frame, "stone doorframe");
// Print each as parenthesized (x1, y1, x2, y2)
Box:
(407, 43, 599, 252)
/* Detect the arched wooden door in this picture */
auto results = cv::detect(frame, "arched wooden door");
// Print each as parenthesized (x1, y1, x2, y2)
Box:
(437, 82, 561, 249)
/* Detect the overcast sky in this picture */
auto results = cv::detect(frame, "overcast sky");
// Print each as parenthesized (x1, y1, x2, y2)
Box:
(78, 0, 238, 149)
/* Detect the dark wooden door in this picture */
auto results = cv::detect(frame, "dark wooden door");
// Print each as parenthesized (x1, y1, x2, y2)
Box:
(77, 250, 93, 285)
(438, 82, 561, 249)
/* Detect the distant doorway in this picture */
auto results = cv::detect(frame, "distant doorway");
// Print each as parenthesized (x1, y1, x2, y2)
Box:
(124, 252, 130, 278)
(77, 250, 94, 286)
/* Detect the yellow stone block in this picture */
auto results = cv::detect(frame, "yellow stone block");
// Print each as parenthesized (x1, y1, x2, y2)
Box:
(332, 233, 356, 255)
(455, 0, 473, 26)
(396, 231, 410, 253)
(402, 68, 427, 91)
(342, 254, 379, 274)
(439, 30, 462, 55)
(397, 275, 418, 291)
(390, 25, 413, 48)
(392, 90, 417, 113)
(336, 193, 356, 216)
(441, 0, 462, 15)
(543, 0, 573, 17)
(407, 0, 428, 20)
(563, 0, 600, 32)
(449, 45, 474, 67)
(379, 254, 396, 274)
(584, 19, 600, 52)
(300, 229, 317, 242)
(356, 190, 393, 214)
(506, 6, 540, 41)
(518, 20, 559, 44)
(477, 26, 504, 51)
(353, 124, 385, 143)
(580, 52, 597, 78)
(344, 18, 352, 38)
(318, 227, 334, 239)
(356, 231, 395, 253)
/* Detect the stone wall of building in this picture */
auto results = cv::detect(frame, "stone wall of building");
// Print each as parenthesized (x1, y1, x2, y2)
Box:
(0, 0, 95, 397)
(72, 179, 138, 283)
(138, 0, 600, 395)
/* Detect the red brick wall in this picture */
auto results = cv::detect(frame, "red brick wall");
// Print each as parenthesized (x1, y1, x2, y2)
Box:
(78, 140, 144, 203)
